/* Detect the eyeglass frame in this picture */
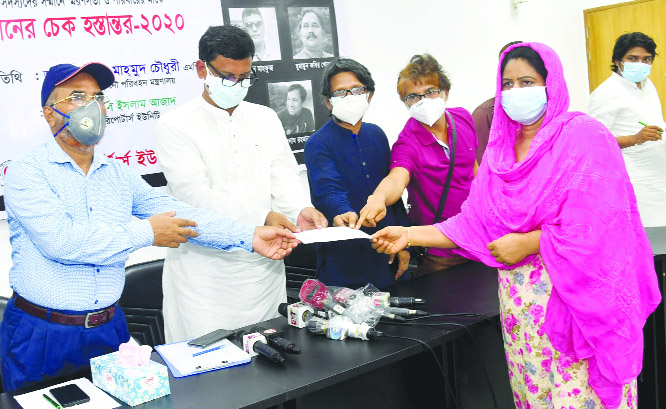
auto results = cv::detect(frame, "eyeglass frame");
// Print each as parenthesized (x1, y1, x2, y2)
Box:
(50, 91, 110, 107)
(329, 86, 367, 98)
(403, 88, 443, 104)
(244, 20, 263, 30)
(206, 62, 258, 88)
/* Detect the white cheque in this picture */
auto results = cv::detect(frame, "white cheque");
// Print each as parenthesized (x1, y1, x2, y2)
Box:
(294, 226, 371, 244)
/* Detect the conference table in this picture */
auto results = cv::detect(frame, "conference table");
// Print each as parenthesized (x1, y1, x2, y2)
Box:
(0, 261, 505, 409)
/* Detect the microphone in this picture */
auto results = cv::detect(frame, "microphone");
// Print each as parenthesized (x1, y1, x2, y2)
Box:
(299, 279, 363, 324)
(386, 307, 428, 317)
(306, 316, 383, 341)
(329, 285, 404, 323)
(251, 326, 300, 354)
(278, 302, 327, 328)
(233, 330, 285, 363)
(389, 296, 426, 307)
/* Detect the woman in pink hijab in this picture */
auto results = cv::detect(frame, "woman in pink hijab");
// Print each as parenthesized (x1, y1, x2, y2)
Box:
(371, 43, 661, 409)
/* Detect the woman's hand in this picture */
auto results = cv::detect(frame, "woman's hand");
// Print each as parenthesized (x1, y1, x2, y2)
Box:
(487, 231, 541, 265)
(371, 226, 409, 255)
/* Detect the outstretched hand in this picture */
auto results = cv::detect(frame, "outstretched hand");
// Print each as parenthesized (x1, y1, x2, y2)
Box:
(253, 226, 300, 260)
(297, 207, 328, 231)
(371, 226, 409, 255)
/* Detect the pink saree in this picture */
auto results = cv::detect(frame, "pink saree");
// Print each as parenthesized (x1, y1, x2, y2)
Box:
(435, 42, 661, 408)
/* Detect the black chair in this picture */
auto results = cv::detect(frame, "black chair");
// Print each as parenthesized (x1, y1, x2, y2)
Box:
(284, 243, 317, 301)
(119, 259, 165, 347)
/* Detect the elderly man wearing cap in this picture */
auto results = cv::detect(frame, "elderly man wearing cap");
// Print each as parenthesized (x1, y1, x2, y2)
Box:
(0, 62, 300, 392)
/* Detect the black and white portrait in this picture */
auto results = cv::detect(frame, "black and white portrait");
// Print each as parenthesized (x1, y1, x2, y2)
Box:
(268, 80, 316, 135)
(230, 7, 282, 62)
(288, 7, 334, 59)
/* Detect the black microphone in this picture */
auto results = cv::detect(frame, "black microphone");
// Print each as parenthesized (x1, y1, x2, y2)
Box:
(251, 326, 301, 354)
(388, 296, 427, 307)
(233, 330, 285, 363)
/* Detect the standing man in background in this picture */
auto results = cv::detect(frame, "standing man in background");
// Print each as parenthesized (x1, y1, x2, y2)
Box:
(1, 62, 297, 392)
(471, 41, 522, 163)
(155, 25, 327, 343)
(305, 58, 410, 289)
(589, 32, 666, 227)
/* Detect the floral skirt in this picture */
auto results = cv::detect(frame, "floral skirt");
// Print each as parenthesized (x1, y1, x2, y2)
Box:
(498, 256, 637, 409)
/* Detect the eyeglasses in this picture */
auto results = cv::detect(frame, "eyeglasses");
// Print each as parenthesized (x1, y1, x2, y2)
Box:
(404, 88, 442, 104)
(244, 21, 263, 30)
(330, 86, 367, 98)
(51, 91, 110, 107)
(206, 63, 258, 88)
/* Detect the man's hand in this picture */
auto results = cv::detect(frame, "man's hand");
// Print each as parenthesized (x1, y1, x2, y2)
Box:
(297, 207, 328, 231)
(388, 250, 411, 279)
(371, 226, 408, 255)
(253, 226, 299, 260)
(357, 194, 387, 228)
(487, 232, 533, 265)
(632, 125, 663, 145)
(148, 211, 199, 248)
(265, 211, 298, 232)
(333, 211, 358, 228)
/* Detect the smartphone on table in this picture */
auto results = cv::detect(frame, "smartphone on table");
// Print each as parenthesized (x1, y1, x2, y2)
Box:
(49, 384, 90, 407)
(187, 328, 235, 348)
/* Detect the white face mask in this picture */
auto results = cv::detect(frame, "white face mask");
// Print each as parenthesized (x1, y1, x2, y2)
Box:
(329, 93, 369, 126)
(620, 62, 652, 83)
(204, 67, 249, 109)
(501, 86, 547, 125)
(409, 97, 446, 127)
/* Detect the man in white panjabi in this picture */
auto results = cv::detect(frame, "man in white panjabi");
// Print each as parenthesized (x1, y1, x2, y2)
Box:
(589, 32, 666, 227)
(155, 25, 327, 342)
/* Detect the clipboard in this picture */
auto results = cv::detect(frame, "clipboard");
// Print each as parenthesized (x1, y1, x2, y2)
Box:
(155, 338, 251, 378)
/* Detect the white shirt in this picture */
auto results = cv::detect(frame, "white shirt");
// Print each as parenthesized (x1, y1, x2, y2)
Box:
(155, 96, 312, 342)
(589, 72, 666, 227)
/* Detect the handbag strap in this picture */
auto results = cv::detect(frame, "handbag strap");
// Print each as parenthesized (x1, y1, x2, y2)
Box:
(432, 110, 457, 224)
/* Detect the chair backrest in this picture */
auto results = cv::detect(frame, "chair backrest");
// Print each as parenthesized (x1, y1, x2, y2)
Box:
(0, 296, 8, 393)
(119, 259, 165, 347)
(284, 243, 317, 301)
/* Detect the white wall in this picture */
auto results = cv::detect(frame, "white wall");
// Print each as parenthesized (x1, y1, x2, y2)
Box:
(0, 0, 627, 297)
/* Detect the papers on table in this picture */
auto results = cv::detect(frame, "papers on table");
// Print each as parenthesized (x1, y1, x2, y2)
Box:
(155, 338, 251, 378)
(294, 226, 371, 244)
(14, 377, 119, 409)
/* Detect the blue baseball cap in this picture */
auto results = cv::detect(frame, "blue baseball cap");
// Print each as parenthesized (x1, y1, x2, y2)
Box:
(41, 62, 115, 107)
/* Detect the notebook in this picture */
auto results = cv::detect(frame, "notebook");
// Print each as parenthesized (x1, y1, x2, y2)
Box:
(155, 338, 251, 378)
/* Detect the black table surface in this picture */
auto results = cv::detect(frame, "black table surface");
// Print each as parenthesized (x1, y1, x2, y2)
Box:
(1, 261, 500, 409)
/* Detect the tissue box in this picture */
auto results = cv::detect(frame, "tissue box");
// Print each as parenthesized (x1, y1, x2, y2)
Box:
(90, 351, 170, 406)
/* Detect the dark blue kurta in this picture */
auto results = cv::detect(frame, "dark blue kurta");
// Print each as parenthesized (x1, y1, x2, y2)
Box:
(304, 118, 409, 289)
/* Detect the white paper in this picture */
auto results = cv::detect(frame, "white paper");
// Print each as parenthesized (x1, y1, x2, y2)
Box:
(294, 226, 371, 244)
(155, 338, 251, 377)
(14, 378, 120, 409)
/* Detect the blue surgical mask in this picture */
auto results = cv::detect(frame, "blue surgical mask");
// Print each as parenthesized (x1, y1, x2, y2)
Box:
(501, 86, 547, 125)
(52, 100, 106, 145)
(204, 67, 248, 109)
(620, 62, 651, 83)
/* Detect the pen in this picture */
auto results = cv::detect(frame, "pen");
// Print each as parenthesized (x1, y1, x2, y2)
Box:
(638, 121, 664, 134)
(42, 393, 61, 409)
(192, 345, 222, 357)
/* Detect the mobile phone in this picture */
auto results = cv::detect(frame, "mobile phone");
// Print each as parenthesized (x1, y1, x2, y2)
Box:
(187, 329, 235, 348)
(49, 384, 90, 407)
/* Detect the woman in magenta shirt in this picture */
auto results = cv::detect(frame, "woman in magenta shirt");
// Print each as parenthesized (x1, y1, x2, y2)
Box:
(358, 54, 478, 276)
